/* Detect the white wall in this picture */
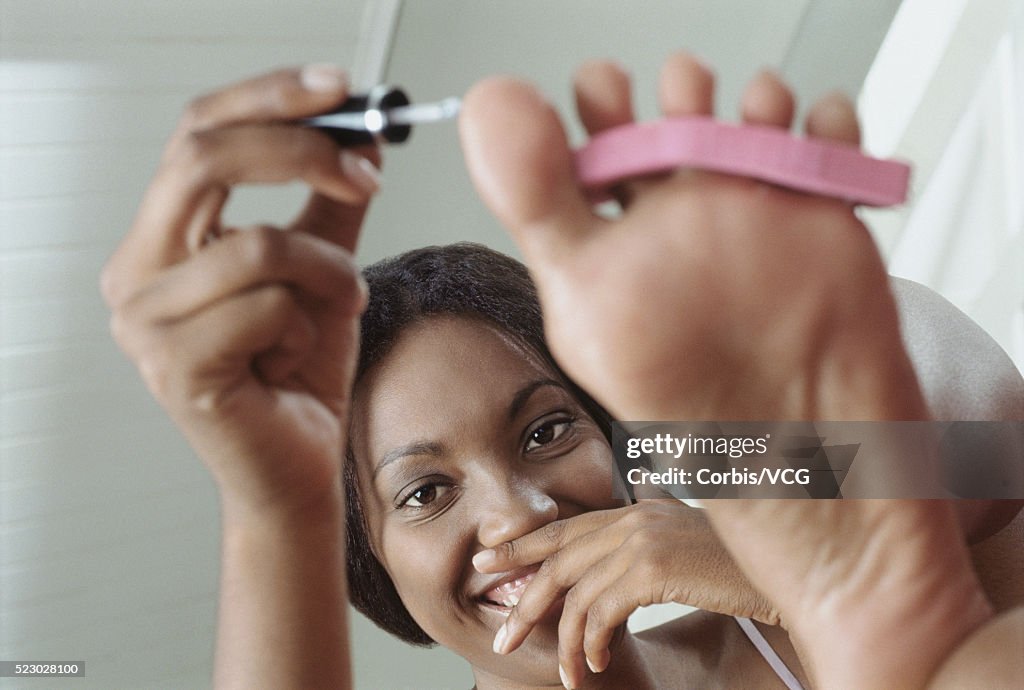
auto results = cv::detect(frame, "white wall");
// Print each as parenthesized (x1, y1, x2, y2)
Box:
(362, 0, 908, 265)
(859, 0, 1024, 370)
(0, 2, 368, 688)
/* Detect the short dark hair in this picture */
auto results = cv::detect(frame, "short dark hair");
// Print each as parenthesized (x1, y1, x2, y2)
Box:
(344, 243, 611, 646)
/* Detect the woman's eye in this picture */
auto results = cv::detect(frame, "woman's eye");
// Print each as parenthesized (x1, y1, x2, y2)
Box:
(525, 418, 574, 451)
(400, 483, 452, 509)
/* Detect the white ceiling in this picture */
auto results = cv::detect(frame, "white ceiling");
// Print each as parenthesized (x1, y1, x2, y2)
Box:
(357, 0, 905, 263)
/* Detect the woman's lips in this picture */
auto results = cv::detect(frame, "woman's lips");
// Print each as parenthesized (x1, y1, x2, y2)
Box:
(475, 564, 542, 611)
(483, 571, 535, 608)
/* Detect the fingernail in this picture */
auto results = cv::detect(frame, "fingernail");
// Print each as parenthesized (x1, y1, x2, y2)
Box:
(587, 648, 609, 673)
(559, 664, 573, 689)
(492, 622, 508, 655)
(473, 549, 497, 571)
(354, 272, 369, 313)
(301, 63, 347, 92)
(340, 151, 381, 194)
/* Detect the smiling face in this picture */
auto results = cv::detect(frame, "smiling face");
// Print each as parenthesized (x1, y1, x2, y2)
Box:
(349, 315, 621, 685)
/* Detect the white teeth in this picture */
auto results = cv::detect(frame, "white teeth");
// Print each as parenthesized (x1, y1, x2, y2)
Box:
(483, 572, 535, 609)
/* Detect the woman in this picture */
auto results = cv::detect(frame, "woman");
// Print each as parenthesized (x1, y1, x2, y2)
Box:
(102, 52, 1023, 688)
(343, 241, 808, 688)
(343, 241, 1023, 689)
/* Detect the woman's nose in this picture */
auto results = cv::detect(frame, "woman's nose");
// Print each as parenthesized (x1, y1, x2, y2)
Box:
(476, 480, 559, 549)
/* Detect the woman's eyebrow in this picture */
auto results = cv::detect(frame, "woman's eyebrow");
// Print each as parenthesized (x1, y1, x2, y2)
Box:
(372, 380, 564, 479)
(373, 441, 443, 479)
(508, 378, 565, 420)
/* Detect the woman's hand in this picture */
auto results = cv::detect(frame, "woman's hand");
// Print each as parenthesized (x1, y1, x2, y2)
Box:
(101, 65, 379, 520)
(102, 66, 378, 689)
(460, 54, 925, 424)
(475, 500, 779, 687)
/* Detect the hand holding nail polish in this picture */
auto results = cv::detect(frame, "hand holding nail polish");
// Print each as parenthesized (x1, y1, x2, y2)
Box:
(103, 63, 387, 688)
(104, 62, 379, 524)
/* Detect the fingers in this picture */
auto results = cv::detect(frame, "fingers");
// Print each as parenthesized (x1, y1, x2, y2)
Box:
(116, 283, 306, 410)
(490, 562, 567, 656)
(490, 531, 621, 657)
(473, 509, 624, 573)
(102, 65, 378, 310)
(290, 175, 378, 252)
(171, 65, 350, 140)
(160, 125, 375, 237)
(109, 227, 365, 403)
(485, 511, 635, 660)
(103, 128, 377, 308)
(114, 227, 365, 323)
(487, 505, 683, 659)
(556, 557, 632, 688)
(252, 306, 319, 385)
(459, 76, 600, 266)
(484, 499, 781, 688)
(577, 575, 643, 675)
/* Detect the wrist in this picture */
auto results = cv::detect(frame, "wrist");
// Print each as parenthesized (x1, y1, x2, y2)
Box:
(220, 480, 344, 533)
(214, 476, 349, 689)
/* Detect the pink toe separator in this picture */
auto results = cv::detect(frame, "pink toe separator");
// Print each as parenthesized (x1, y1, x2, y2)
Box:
(574, 117, 911, 207)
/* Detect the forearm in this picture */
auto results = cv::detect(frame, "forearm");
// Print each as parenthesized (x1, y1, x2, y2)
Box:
(214, 489, 350, 690)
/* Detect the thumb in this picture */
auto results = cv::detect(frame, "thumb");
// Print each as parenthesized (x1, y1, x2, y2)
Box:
(459, 77, 599, 264)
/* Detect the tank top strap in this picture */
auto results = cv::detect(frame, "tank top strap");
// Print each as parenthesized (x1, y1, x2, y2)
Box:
(734, 617, 805, 690)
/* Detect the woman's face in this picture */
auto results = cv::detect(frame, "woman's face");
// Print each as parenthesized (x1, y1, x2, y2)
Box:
(349, 316, 620, 684)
